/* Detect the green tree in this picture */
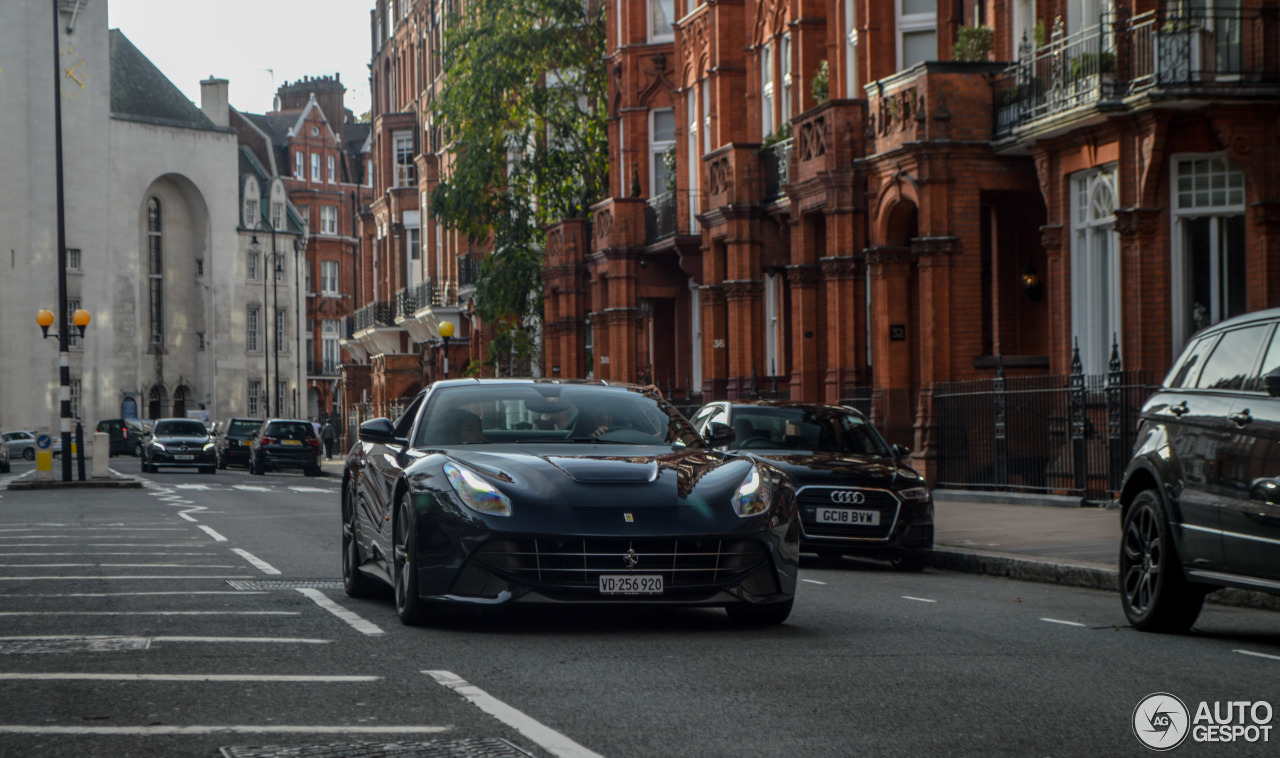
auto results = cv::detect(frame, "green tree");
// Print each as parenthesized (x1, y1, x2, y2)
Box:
(430, 0, 608, 375)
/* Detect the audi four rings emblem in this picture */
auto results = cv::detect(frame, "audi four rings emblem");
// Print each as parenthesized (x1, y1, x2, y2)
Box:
(830, 490, 865, 504)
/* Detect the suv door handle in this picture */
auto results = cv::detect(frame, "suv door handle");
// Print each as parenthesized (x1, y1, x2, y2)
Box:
(1229, 409, 1254, 427)
(1169, 401, 1189, 417)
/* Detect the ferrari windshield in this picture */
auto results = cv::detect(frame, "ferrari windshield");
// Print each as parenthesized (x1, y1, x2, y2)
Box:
(415, 384, 705, 448)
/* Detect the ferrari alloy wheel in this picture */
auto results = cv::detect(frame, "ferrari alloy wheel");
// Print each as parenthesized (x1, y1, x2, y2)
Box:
(726, 598, 794, 626)
(393, 491, 431, 625)
(1120, 490, 1205, 633)
(342, 481, 376, 599)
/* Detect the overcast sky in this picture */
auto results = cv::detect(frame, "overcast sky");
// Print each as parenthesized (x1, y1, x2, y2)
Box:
(107, 0, 373, 119)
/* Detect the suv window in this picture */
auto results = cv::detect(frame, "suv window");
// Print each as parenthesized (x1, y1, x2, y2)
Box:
(1167, 336, 1216, 388)
(227, 420, 260, 435)
(1195, 325, 1269, 391)
(1253, 325, 1280, 391)
(265, 421, 314, 440)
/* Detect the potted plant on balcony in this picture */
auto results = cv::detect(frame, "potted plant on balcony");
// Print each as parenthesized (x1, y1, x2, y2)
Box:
(811, 59, 829, 104)
(953, 25, 995, 62)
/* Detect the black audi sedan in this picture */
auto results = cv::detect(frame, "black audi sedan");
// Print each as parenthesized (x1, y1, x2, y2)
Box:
(690, 400, 933, 570)
(141, 418, 216, 474)
(341, 379, 799, 626)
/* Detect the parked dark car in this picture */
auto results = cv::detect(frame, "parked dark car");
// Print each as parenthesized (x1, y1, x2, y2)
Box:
(341, 379, 799, 626)
(690, 400, 934, 570)
(249, 419, 323, 476)
(1118, 308, 1280, 633)
(0, 434, 9, 473)
(96, 418, 150, 457)
(216, 417, 264, 469)
(141, 418, 216, 474)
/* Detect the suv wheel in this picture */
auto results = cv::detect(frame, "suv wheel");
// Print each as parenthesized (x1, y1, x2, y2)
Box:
(1120, 490, 1206, 633)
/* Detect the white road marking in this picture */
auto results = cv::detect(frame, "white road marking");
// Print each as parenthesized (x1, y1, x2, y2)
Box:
(174, 485, 212, 490)
(0, 635, 330, 644)
(0, 552, 217, 556)
(288, 487, 336, 494)
(178, 511, 198, 522)
(0, 564, 236, 568)
(18, 591, 265, 597)
(0, 673, 377, 682)
(1235, 649, 1280, 662)
(0, 611, 297, 617)
(426, 670, 604, 758)
(0, 543, 209, 548)
(296, 588, 384, 636)
(198, 525, 227, 542)
(902, 596, 938, 603)
(231, 548, 281, 575)
(1040, 618, 1087, 627)
(0, 575, 254, 582)
(0, 726, 447, 736)
(801, 579, 827, 585)
(233, 485, 273, 493)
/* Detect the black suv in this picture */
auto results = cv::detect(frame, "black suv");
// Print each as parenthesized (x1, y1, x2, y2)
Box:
(95, 418, 150, 457)
(1119, 308, 1280, 632)
(216, 417, 263, 469)
(248, 419, 322, 477)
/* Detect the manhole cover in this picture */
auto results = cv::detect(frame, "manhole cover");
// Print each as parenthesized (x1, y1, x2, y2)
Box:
(221, 738, 535, 758)
(228, 580, 344, 591)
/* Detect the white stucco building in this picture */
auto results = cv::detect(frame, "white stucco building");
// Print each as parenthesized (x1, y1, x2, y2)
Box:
(0, 0, 302, 434)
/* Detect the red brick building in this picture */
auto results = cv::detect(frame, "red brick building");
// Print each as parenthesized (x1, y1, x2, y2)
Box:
(543, 0, 1280, 486)
(233, 75, 371, 435)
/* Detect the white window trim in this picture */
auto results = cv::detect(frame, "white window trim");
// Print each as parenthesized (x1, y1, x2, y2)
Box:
(764, 273, 780, 376)
(321, 260, 340, 295)
(327, 155, 337, 184)
(896, 0, 937, 71)
(690, 281, 703, 392)
(761, 43, 774, 137)
(1169, 152, 1248, 348)
(686, 88, 700, 232)
(845, 0, 859, 98)
(780, 34, 792, 129)
(1070, 167, 1121, 375)
(648, 0, 675, 43)
(294, 152, 304, 181)
(311, 153, 321, 182)
(320, 206, 338, 236)
(649, 108, 675, 197)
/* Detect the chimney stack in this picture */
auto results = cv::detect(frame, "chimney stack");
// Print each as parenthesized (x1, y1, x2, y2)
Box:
(200, 77, 230, 127)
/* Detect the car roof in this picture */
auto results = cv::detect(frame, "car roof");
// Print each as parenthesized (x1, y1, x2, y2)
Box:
(716, 400, 864, 414)
(1194, 306, 1280, 337)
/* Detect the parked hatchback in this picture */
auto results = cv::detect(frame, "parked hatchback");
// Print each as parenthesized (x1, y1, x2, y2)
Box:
(249, 418, 322, 477)
(216, 417, 263, 469)
(690, 400, 934, 570)
(1118, 307, 1280, 632)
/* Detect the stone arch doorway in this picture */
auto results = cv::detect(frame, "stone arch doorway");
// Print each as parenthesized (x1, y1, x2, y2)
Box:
(870, 197, 922, 448)
(172, 386, 191, 418)
(148, 386, 168, 420)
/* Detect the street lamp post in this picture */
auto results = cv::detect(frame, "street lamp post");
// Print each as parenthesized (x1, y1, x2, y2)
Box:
(50, 0, 72, 482)
(250, 221, 279, 417)
(439, 320, 454, 380)
(36, 307, 90, 481)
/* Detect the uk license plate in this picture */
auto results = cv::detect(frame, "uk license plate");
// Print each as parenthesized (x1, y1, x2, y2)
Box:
(283, 440, 302, 446)
(816, 508, 879, 525)
(174, 455, 195, 461)
(598, 574, 663, 595)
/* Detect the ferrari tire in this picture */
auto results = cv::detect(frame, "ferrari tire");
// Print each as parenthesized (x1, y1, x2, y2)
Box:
(342, 482, 377, 599)
(393, 491, 433, 625)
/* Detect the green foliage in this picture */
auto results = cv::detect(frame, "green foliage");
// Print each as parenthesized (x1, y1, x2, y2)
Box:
(953, 25, 994, 62)
(811, 59, 829, 104)
(1069, 52, 1116, 80)
(429, 0, 608, 373)
(759, 122, 792, 152)
(1034, 21, 1047, 49)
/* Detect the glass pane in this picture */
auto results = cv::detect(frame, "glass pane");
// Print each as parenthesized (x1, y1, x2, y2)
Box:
(1185, 216, 1212, 335)
(1222, 214, 1247, 320)
(652, 110, 675, 142)
(1196, 325, 1268, 390)
(650, 0, 674, 38)
(1167, 337, 1215, 388)
(903, 0, 934, 15)
(902, 30, 936, 69)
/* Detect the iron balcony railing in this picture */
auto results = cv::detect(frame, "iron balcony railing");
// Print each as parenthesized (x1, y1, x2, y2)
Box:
(307, 359, 340, 377)
(645, 191, 677, 242)
(458, 252, 482, 289)
(394, 288, 417, 321)
(995, 7, 1280, 138)
(762, 138, 793, 201)
(353, 301, 395, 333)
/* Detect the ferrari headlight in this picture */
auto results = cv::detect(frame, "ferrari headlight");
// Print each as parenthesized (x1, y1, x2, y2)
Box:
(733, 466, 772, 517)
(444, 461, 512, 517)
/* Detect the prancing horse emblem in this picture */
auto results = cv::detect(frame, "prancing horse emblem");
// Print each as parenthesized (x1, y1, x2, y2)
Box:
(623, 548, 639, 570)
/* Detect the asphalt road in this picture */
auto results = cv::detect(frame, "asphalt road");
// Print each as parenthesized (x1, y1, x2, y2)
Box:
(0, 459, 1277, 757)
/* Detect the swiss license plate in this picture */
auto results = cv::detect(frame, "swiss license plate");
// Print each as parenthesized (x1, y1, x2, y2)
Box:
(282, 440, 302, 446)
(817, 508, 880, 525)
(174, 455, 195, 461)
(598, 574, 663, 595)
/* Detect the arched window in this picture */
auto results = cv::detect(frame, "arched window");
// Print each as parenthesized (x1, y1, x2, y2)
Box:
(1070, 168, 1120, 373)
(148, 386, 165, 420)
(172, 387, 188, 418)
(147, 197, 164, 350)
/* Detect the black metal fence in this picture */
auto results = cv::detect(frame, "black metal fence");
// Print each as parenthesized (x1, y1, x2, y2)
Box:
(934, 354, 1155, 504)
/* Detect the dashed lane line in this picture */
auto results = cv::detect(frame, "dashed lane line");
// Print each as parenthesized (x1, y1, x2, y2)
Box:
(801, 579, 827, 585)
(1235, 649, 1280, 662)
(231, 548, 281, 575)
(296, 588, 384, 636)
(426, 670, 604, 758)
(198, 525, 227, 542)
(0, 575, 255, 581)
(0, 673, 377, 682)
(1040, 618, 1087, 627)
(0, 563, 237, 568)
(0, 611, 298, 617)
(0, 635, 330, 644)
(902, 596, 938, 603)
(0, 726, 448, 736)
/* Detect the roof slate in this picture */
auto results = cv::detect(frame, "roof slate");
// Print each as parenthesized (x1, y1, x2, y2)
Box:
(109, 29, 216, 131)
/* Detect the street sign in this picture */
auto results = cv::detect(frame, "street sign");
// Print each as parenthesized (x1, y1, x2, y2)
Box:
(35, 434, 52, 450)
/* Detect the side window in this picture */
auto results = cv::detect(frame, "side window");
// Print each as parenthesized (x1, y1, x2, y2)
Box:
(689, 406, 715, 433)
(1252, 323, 1280, 391)
(393, 395, 425, 439)
(1166, 336, 1217, 389)
(1195, 325, 1269, 391)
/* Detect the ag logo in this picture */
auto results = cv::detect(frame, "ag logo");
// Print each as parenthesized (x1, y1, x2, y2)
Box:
(1133, 693, 1190, 751)
(830, 490, 865, 505)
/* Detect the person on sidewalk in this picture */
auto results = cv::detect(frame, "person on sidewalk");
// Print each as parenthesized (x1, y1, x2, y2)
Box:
(320, 419, 338, 460)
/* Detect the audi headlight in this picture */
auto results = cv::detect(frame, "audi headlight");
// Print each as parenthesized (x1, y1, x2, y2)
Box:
(899, 487, 930, 502)
(733, 466, 772, 517)
(444, 461, 512, 517)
